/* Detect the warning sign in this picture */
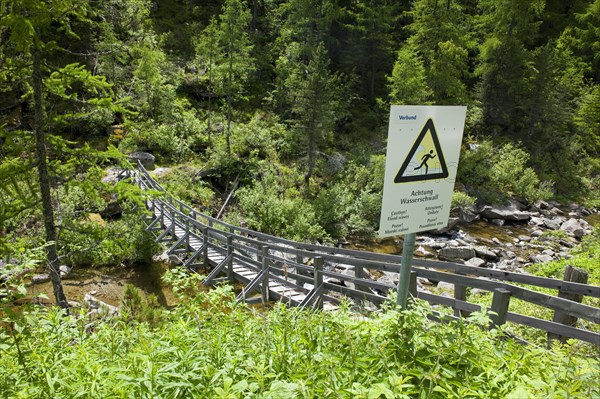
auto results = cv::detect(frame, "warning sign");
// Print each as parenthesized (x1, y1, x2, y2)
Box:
(394, 118, 448, 183)
(379, 106, 466, 237)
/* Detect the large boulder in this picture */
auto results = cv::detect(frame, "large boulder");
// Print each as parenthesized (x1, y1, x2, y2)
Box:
(479, 205, 532, 222)
(438, 246, 476, 261)
(128, 152, 155, 170)
(560, 218, 589, 239)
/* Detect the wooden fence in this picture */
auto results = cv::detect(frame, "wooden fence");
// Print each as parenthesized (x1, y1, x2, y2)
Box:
(124, 163, 600, 346)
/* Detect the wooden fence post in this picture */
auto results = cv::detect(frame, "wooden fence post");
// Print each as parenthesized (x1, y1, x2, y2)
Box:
(490, 288, 511, 328)
(202, 227, 209, 267)
(227, 235, 234, 281)
(454, 284, 468, 317)
(296, 250, 305, 287)
(314, 257, 324, 310)
(260, 245, 270, 303)
(548, 265, 589, 344)
(409, 271, 418, 304)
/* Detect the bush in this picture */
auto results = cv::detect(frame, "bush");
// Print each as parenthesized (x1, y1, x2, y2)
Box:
(314, 155, 385, 238)
(458, 140, 553, 204)
(230, 167, 327, 242)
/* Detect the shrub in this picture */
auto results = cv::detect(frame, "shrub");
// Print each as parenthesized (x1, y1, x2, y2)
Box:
(458, 140, 553, 204)
(230, 168, 327, 242)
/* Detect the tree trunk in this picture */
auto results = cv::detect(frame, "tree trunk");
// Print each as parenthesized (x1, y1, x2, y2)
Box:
(32, 42, 69, 311)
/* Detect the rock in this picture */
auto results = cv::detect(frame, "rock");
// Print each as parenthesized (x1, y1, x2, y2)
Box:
(152, 167, 172, 177)
(531, 229, 544, 237)
(415, 245, 434, 257)
(428, 241, 447, 250)
(543, 217, 562, 230)
(31, 274, 50, 284)
(377, 272, 397, 287)
(560, 218, 588, 239)
(489, 218, 505, 226)
(59, 265, 71, 278)
(456, 206, 478, 223)
(326, 152, 348, 175)
(542, 249, 555, 257)
(325, 277, 344, 286)
(518, 235, 532, 242)
(479, 205, 532, 222)
(438, 246, 476, 261)
(474, 246, 497, 260)
(465, 257, 487, 267)
(492, 237, 502, 245)
(101, 168, 122, 184)
(531, 254, 553, 263)
(436, 281, 454, 292)
(128, 151, 155, 170)
(84, 294, 119, 316)
(152, 252, 170, 263)
(471, 288, 487, 296)
(417, 277, 435, 286)
(68, 300, 81, 308)
(340, 269, 356, 290)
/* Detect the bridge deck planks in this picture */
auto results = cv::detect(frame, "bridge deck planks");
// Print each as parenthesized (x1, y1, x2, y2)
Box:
(149, 199, 309, 306)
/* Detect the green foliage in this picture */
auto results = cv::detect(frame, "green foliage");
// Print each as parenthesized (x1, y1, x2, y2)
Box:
(1, 287, 598, 398)
(387, 46, 431, 105)
(314, 155, 385, 238)
(458, 140, 553, 204)
(229, 167, 327, 242)
(120, 284, 162, 326)
(451, 191, 476, 209)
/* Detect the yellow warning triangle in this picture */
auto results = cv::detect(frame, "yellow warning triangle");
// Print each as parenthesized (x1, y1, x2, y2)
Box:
(394, 118, 448, 183)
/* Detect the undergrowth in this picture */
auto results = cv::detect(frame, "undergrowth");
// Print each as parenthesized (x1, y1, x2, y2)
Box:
(1, 270, 598, 398)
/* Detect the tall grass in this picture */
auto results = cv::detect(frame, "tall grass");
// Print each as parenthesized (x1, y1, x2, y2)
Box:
(1, 272, 598, 398)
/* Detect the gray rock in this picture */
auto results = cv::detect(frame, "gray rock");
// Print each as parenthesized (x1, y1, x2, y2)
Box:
(456, 206, 478, 223)
(438, 246, 476, 261)
(542, 249, 555, 257)
(436, 281, 454, 292)
(474, 246, 497, 260)
(59, 265, 71, 278)
(101, 168, 122, 184)
(152, 167, 172, 177)
(489, 219, 505, 226)
(128, 152, 155, 170)
(518, 235, 532, 242)
(429, 241, 447, 250)
(560, 218, 588, 239)
(430, 217, 459, 234)
(32, 274, 50, 284)
(543, 217, 562, 230)
(531, 254, 553, 263)
(480, 205, 532, 221)
(377, 273, 397, 287)
(340, 269, 356, 290)
(465, 257, 487, 267)
(415, 245, 434, 257)
(531, 229, 544, 237)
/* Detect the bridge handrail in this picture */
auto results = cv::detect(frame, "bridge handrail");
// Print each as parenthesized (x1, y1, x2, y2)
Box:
(134, 162, 599, 299)
(129, 161, 600, 344)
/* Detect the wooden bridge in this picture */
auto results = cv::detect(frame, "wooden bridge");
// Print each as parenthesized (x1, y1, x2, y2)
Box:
(121, 163, 600, 346)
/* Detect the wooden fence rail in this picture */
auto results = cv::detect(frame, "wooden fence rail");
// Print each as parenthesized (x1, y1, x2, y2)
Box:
(121, 163, 600, 346)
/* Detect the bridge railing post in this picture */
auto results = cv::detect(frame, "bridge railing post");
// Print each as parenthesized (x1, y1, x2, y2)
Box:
(185, 217, 190, 250)
(202, 227, 209, 267)
(160, 203, 166, 229)
(260, 245, 270, 303)
(227, 235, 234, 281)
(314, 257, 324, 310)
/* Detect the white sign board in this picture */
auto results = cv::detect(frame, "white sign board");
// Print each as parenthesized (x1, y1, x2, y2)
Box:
(379, 105, 467, 237)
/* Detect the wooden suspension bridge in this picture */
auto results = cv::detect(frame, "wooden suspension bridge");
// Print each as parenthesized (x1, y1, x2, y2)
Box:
(121, 162, 600, 346)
